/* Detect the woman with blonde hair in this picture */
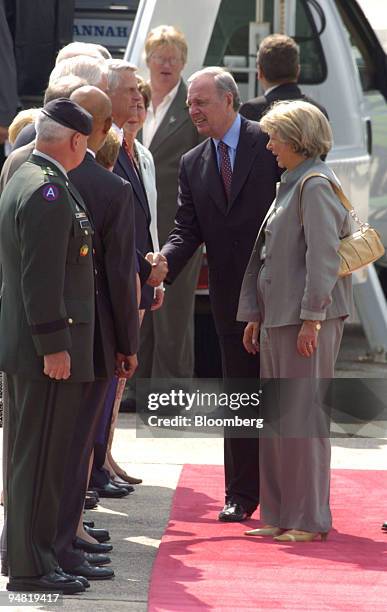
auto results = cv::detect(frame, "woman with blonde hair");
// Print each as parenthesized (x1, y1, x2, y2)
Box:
(238, 100, 353, 542)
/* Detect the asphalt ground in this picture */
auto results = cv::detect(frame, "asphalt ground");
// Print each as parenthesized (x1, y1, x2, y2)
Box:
(0, 322, 386, 610)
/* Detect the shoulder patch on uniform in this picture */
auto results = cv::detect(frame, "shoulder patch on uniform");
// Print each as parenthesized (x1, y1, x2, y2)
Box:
(42, 184, 60, 201)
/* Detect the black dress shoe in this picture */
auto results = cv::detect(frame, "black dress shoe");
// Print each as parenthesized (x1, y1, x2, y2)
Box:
(83, 520, 95, 528)
(84, 552, 111, 566)
(66, 560, 114, 580)
(84, 495, 98, 510)
(55, 567, 90, 589)
(218, 501, 252, 522)
(87, 489, 100, 500)
(108, 479, 134, 494)
(382, 521, 387, 531)
(91, 481, 129, 498)
(84, 525, 110, 542)
(7, 570, 85, 594)
(74, 536, 113, 554)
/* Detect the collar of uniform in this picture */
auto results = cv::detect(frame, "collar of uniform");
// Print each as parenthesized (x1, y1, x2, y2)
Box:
(112, 123, 124, 144)
(32, 149, 68, 178)
(280, 157, 318, 184)
(86, 148, 96, 158)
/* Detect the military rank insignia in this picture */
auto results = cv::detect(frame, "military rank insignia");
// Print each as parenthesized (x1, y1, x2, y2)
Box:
(80, 244, 89, 257)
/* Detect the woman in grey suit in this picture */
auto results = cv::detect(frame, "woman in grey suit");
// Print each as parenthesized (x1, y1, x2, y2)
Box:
(237, 100, 353, 542)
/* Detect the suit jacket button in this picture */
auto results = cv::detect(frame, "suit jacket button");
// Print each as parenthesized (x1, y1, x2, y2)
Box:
(68, 318, 73, 324)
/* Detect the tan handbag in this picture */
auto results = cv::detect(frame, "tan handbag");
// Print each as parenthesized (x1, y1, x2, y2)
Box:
(299, 172, 385, 278)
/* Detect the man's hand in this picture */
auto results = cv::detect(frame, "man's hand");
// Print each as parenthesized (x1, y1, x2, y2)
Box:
(297, 321, 319, 357)
(44, 351, 71, 380)
(115, 352, 138, 379)
(243, 322, 260, 354)
(146, 252, 168, 287)
(151, 287, 165, 311)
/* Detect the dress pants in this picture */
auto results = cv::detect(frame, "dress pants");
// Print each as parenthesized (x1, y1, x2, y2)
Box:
(55, 379, 111, 570)
(6, 375, 84, 577)
(89, 377, 118, 491)
(259, 319, 344, 533)
(1, 374, 9, 569)
(218, 332, 260, 515)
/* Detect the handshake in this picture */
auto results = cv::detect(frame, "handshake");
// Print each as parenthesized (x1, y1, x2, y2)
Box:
(146, 252, 169, 287)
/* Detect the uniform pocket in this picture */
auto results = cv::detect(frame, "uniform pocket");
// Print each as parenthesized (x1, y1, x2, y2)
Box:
(67, 218, 93, 265)
(64, 299, 93, 324)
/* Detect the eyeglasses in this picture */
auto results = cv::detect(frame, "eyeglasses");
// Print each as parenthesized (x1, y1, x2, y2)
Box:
(150, 54, 182, 66)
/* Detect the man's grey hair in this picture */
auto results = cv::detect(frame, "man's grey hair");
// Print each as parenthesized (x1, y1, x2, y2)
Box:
(49, 56, 108, 88)
(44, 75, 88, 104)
(106, 59, 138, 91)
(188, 67, 241, 111)
(35, 112, 76, 142)
(56, 41, 112, 65)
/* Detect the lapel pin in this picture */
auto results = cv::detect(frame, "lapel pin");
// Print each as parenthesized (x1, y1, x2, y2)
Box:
(80, 244, 89, 257)
(169, 115, 176, 124)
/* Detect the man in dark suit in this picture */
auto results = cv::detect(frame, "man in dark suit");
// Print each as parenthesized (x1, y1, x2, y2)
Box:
(0, 99, 93, 594)
(160, 67, 280, 521)
(86, 60, 168, 495)
(240, 34, 328, 122)
(53, 85, 139, 580)
(108, 59, 156, 310)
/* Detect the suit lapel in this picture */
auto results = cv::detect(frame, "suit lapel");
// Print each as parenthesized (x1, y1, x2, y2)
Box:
(116, 147, 151, 222)
(228, 118, 260, 211)
(200, 139, 228, 215)
(149, 81, 190, 154)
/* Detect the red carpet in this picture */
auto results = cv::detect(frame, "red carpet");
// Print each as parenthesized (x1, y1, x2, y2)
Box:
(149, 465, 387, 611)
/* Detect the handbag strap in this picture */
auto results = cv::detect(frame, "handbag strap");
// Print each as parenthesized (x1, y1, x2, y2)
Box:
(298, 172, 367, 229)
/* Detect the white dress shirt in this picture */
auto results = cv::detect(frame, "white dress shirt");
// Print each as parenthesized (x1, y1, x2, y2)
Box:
(142, 79, 181, 148)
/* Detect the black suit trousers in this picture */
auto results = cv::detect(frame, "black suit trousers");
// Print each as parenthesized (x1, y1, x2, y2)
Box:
(218, 332, 260, 514)
(6, 375, 85, 577)
(55, 379, 111, 570)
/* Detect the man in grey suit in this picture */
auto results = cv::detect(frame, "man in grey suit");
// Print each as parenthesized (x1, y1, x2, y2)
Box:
(137, 25, 202, 380)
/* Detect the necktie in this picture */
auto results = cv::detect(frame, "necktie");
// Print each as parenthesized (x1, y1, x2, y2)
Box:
(218, 140, 232, 200)
(123, 138, 140, 178)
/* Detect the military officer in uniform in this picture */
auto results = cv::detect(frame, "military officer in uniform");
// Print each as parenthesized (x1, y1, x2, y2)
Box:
(0, 98, 94, 594)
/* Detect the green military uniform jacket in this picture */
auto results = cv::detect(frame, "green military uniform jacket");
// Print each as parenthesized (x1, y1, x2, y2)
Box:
(0, 154, 95, 381)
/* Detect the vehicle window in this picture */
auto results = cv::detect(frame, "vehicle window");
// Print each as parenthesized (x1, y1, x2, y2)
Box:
(335, 0, 378, 92)
(203, 0, 326, 85)
(203, 0, 256, 83)
(296, 0, 326, 84)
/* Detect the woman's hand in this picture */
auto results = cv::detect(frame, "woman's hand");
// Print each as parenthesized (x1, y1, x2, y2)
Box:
(243, 322, 260, 354)
(297, 320, 320, 357)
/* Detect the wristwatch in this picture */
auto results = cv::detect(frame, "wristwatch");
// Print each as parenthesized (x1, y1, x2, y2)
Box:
(304, 320, 322, 331)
